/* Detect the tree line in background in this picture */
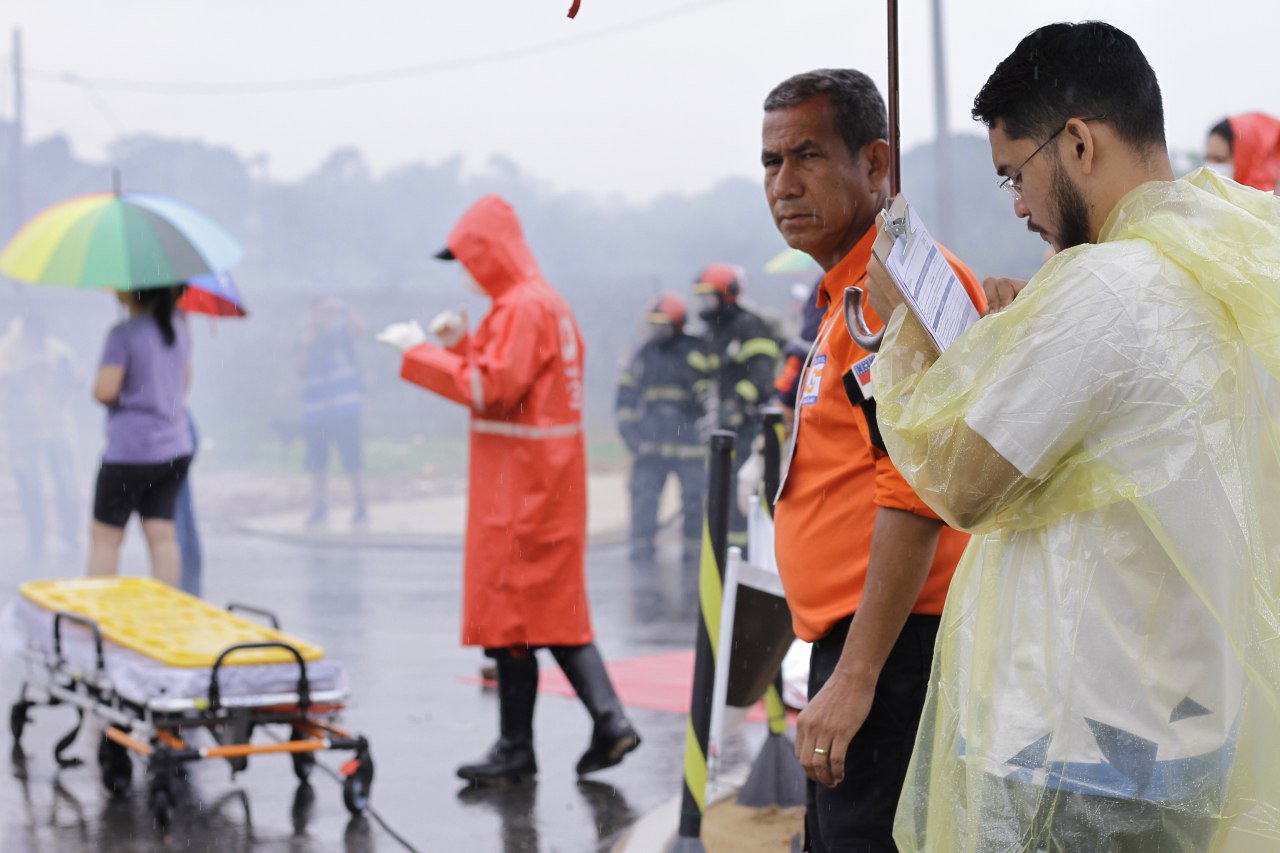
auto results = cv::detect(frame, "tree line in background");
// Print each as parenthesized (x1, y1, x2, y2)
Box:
(0, 119, 1049, 295)
(0, 120, 1048, 469)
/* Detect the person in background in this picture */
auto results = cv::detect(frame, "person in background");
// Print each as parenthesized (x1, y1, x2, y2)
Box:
(615, 293, 711, 609)
(1204, 112, 1280, 191)
(377, 194, 640, 786)
(773, 278, 824, 419)
(297, 297, 368, 528)
(694, 263, 779, 555)
(173, 410, 202, 596)
(0, 313, 83, 563)
(89, 286, 193, 587)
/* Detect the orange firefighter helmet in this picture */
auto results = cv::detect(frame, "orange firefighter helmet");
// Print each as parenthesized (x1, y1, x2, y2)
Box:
(692, 262, 746, 304)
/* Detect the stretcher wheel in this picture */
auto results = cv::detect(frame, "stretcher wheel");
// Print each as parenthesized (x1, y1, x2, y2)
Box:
(290, 727, 316, 782)
(98, 735, 133, 795)
(9, 701, 31, 763)
(149, 785, 175, 830)
(9, 701, 31, 746)
(147, 753, 181, 830)
(342, 754, 374, 815)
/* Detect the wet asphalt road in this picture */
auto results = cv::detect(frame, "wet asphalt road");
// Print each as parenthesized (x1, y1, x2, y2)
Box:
(0, 528, 755, 852)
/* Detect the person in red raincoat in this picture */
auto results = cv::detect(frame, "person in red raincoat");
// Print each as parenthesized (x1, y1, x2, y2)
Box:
(1205, 112, 1280, 191)
(376, 194, 640, 786)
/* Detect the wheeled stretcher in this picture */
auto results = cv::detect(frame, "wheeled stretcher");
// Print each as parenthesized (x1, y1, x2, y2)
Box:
(5, 578, 374, 829)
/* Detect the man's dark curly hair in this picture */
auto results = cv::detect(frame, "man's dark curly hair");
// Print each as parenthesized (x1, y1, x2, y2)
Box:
(972, 21, 1165, 150)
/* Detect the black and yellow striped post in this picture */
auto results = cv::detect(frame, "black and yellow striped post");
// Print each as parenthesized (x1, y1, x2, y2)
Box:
(736, 407, 805, 809)
(672, 429, 735, 851)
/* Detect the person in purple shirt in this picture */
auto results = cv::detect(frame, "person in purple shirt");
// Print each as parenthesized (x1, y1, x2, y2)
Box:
(89, 285, 193, 587)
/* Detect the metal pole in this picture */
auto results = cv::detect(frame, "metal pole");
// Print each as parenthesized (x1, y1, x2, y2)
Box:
(930, 0, 953, 241)
(930, 0, 949, 144)
(887, 0, 901, 197)
(845, 0, 901, 355)
(672, 429, 735, 851)
(10, 28, 24, 240)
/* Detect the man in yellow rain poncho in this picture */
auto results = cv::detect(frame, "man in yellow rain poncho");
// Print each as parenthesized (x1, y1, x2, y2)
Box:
(863, 21, 1280, 852)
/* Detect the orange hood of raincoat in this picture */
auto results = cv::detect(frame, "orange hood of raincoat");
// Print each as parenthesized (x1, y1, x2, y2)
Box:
(444, 194, 541, 298)
(1229, 113, 1280, 192)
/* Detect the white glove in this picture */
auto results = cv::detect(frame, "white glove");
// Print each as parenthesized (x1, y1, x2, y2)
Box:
(428, 307, 468, 347)
(736, 449, 765, 517)
(375, 320, 427, 353)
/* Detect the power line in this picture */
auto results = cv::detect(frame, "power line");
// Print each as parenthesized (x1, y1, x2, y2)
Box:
(23, 0, 731, 97)
(73, 76, 124, 135)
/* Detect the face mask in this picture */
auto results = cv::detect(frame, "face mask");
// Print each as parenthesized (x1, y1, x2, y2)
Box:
(648, 322, 676, 341)
(1204, 161, 1234, 179)
(697, 293, 725, 321)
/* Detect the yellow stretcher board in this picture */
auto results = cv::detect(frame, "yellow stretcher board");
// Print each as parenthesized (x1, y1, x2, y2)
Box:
(20, 578, 324, 668)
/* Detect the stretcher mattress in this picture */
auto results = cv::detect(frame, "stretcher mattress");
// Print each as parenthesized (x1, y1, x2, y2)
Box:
(20, 578, 324, 667)
(2, 585, 346, 708)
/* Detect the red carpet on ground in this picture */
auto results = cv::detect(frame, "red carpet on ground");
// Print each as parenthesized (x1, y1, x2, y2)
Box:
(462, 649, 794, 724)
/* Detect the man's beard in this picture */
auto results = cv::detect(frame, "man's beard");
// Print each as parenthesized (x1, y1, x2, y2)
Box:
(1050, 159, 1091, 250)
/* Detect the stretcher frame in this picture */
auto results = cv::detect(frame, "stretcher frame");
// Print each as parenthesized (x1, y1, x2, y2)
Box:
(8, 601, 374, 829)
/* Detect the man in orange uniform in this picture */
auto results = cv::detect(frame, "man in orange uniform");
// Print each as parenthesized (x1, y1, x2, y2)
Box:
(377, 195, 639, 786)
(761, 70, 986, 850)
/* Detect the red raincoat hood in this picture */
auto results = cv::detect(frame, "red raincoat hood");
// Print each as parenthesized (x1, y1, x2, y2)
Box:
(444, 195, 541, 297)
(1228, 113, 1280, 192)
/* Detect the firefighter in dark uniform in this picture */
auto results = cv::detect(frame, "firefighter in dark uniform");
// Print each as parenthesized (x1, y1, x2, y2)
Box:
(693, 262, 780, 554)
(615, 294, 712, 588)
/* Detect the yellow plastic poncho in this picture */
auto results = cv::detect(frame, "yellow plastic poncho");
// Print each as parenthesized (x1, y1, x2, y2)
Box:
(873, 168, 1280, 852)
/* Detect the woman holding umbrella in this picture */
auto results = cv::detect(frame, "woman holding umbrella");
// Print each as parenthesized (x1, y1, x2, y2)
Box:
(89, 285, 193, 586)
(0, 182, 245, 588)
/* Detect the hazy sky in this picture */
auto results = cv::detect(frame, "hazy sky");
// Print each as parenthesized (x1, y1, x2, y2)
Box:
(1, 0, 1275, 201)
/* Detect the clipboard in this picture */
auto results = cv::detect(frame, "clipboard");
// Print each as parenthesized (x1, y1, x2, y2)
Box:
(845, 194, 980, 357)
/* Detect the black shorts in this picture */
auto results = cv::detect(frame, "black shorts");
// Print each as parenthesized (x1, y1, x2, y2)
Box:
(93, 456, 192, 528)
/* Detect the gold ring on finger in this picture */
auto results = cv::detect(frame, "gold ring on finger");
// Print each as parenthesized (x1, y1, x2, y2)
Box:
(813, 747, 829, 756)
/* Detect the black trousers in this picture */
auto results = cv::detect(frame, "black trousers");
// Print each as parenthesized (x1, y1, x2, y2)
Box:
(628, 453, 706, 556)
(726, 428, 755, 555)
(805, 613, 939, 853)
(985, 777, 1219, 852)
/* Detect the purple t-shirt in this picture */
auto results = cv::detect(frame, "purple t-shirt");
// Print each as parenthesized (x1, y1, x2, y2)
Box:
(99, 313, 193, 464)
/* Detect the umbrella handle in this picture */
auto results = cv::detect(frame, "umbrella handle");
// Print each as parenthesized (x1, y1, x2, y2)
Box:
(843, 286, 884, 353)
(887, 0, 901, 196)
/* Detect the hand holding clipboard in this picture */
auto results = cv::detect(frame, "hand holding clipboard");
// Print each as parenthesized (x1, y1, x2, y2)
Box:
(845, 194, 980, 356)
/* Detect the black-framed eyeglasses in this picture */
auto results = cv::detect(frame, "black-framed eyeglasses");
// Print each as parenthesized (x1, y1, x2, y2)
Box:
(998, 114, 1107, 201)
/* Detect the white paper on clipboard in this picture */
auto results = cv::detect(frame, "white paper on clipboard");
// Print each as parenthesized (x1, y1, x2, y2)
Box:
(872, 194, 980, 354)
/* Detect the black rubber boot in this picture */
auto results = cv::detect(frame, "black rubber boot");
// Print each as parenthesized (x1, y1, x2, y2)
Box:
(550, 644, 641, 776)
(456, 651, 538, 786)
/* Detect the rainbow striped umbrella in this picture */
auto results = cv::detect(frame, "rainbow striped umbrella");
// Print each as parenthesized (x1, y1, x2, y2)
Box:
(0, 190, 243, 290)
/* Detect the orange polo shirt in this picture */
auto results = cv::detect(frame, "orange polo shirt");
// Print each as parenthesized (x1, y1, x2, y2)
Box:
(774, 225, 986, 642)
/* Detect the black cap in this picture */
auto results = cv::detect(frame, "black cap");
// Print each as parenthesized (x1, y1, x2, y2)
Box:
(435, 247, 455, 261)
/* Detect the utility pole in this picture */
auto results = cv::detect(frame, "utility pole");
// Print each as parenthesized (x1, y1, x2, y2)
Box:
(249, 152, 271, 277)
(10, 27, 24, 241)
(930, 0, 953, 243)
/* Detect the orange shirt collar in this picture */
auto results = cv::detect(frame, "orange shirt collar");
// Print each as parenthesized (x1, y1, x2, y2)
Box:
(817, 225, 878, 309)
